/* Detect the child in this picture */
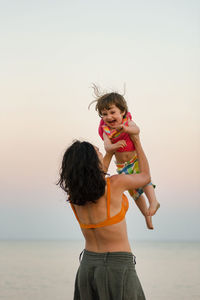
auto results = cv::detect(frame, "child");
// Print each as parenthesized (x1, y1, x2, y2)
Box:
(89, 86, 160, 229)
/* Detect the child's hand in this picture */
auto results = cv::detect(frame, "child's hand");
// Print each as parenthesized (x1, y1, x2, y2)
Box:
(115, 124, 123, 132)
(116, 124, 128, 133)
(116, 121, 140, 135)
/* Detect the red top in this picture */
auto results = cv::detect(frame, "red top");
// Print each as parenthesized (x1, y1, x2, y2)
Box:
(98, 112, 136, 152)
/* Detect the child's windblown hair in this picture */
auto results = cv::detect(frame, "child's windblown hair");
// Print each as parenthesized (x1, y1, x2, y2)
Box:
(88, 84, 128, 117)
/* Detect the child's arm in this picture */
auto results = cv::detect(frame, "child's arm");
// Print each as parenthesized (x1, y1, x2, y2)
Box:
(103, 132, 127, 153)
(116, 120, 140, 137)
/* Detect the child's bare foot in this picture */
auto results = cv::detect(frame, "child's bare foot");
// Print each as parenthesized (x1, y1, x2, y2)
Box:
(147, 201, 160, 216)
(145, 215, 154, 230)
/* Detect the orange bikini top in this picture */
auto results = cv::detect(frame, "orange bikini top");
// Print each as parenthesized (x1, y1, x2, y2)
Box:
(70, 177, 129, 229)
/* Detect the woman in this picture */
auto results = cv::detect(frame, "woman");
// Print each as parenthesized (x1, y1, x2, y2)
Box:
(58, 134, 150, 299)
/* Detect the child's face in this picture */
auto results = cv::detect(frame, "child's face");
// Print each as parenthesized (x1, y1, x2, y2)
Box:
(101, 105, 125, 129)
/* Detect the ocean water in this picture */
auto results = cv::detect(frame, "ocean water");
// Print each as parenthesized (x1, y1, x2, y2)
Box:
(0, 240, 200, 300)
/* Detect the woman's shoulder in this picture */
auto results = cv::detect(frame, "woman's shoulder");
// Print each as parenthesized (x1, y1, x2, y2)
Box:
(108, 174, 127, 190)
(107, 174, 118, 183)
(108, 173, 135, 194)
(107, 175, 127, 204)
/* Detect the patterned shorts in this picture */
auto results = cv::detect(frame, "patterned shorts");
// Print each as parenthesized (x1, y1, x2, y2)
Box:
(116, 155, 155, 201)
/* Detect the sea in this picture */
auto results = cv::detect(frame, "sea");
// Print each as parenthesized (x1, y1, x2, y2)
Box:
(0, 240, 200, 300)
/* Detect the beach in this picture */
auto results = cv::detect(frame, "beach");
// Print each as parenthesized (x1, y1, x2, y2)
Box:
(0, 240, 200, 300)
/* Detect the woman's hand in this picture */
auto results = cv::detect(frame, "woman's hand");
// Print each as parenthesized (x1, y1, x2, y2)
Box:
(104, 140, 127, 153)
(103, 132, 127, 153)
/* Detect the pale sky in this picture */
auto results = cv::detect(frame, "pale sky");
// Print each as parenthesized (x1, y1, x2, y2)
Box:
(0, 0, 199, 241)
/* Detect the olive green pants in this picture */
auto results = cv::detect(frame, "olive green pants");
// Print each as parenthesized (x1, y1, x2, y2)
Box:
(73, 250, 146, 300)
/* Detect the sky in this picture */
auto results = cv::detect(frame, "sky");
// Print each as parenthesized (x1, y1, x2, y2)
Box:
(0, 0, 199, 241)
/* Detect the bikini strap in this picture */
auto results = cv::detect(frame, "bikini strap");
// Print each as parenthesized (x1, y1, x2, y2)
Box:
(106, 177, 110, 218)
(70, 203, 81, 225)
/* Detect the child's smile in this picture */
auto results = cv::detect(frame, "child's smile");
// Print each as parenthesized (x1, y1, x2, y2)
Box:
(101, 105, 125, 129)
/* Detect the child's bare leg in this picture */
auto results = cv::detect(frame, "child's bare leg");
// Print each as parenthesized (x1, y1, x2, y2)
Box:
(134, 194, 154, 230)
(143, 184, 160, 216)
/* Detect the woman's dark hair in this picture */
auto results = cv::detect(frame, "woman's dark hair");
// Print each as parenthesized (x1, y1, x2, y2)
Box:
(57, 140, 106, 205)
